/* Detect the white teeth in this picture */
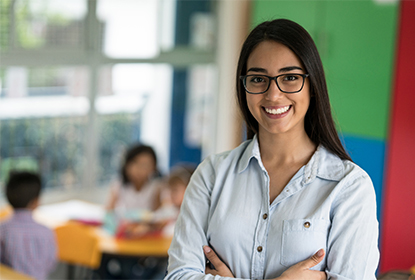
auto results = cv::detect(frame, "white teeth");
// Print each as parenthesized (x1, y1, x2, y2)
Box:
(265, 106, 290, 115)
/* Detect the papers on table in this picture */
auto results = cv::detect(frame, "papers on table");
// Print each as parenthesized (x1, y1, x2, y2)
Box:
(34, 199, 105, 228)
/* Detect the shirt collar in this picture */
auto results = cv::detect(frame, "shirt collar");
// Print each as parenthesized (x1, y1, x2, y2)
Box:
(237, 135, 345, 183)
(13, 209, 34, 221)
(237, 134, 261, 173)
(308, 145, 345, 182)
(300, 145, 345, 185)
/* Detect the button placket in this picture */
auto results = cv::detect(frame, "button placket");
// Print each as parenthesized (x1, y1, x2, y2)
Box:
(251, 166, 268, 279)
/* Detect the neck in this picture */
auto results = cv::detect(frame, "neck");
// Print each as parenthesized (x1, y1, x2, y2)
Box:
(27, 198, 39, 210)
(258, 128, 316, 165)
(132, 180, 145, 191)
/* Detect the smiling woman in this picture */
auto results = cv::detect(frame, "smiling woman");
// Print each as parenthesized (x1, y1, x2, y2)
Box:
(245, 41, 311, 141)
(165, 19, 379, 280)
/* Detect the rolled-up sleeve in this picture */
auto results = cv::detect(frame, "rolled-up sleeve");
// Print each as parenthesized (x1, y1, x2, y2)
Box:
(325, 172, 380, 280)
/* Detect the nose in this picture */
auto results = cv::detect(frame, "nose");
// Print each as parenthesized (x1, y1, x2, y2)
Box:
(265, 78, 284, 100)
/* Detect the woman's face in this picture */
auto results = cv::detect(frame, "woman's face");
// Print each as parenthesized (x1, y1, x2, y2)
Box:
(126, 153, 156, 185)
(245, 40, 310, 138)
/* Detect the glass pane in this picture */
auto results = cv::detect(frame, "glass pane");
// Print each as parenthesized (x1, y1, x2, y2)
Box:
(0, 66, 90, 118)
(0, 1, 11, 51)
(97, 113, 141, 185)
(14, 0, 87, 49)
(186, 64, 216, 147)
(97, 0, 159, 58)
(0, 117, 87, 190)
(95, 64, 152, 114)
(0, 66, 90, 190)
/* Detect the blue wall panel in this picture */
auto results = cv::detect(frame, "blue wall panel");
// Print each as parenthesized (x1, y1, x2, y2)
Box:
(169, 70, 201, 168)
(342, 135, 386, 221)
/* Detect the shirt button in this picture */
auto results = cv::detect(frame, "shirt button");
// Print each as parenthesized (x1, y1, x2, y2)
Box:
(263, 213, 268, 220)
(304, 221, 311, 228)
(257, 246, 263, 252)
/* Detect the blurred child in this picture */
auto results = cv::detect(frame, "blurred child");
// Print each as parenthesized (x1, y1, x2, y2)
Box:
(157, 164, 195, 236)
(0, 171, 57, 280)
(165, 164, 195, 209)
(115, 164, 195, 239)
(106, 144, 163, 213)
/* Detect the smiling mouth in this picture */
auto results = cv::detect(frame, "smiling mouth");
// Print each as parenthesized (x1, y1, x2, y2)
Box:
(263, 105, 291, 115)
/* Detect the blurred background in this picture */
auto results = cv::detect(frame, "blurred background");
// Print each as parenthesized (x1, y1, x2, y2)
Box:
(0, 0, 414, 277)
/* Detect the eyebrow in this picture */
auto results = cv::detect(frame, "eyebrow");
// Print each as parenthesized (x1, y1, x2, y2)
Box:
(247, 66, 304, 74)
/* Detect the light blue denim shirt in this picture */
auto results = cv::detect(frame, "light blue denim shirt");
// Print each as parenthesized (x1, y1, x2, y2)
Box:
(165, 136, 379, 280)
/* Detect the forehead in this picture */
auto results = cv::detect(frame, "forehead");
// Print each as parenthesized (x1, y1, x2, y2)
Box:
(132, 152, 154, 162)
(247, 40, 303, 72)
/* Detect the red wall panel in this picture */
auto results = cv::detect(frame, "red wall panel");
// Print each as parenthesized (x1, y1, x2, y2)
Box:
(381, 0, 415, 272)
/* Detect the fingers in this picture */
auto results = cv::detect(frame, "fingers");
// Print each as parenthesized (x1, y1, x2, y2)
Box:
(205, 267, 218, 276)
(203, 245, 223, 269)
(203, 246, 235, 278)
(301, 249, 325, 270)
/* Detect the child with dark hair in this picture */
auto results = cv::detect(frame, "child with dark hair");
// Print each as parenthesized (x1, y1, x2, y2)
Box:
(106, 143, 163, 212)
(0, 171, 57, 280)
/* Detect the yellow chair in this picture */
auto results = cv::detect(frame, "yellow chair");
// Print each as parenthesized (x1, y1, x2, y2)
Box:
(55, 222, 102, 279)
(0, 205, 13, 222)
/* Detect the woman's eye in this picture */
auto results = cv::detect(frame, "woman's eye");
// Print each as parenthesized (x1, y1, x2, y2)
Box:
(251, 76, 266, 83)
(283, 75, 299, 81)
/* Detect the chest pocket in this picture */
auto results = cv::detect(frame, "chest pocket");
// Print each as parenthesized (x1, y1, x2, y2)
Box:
(280, 218, 330, 269)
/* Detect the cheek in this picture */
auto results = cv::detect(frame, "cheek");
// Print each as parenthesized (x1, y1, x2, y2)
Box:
(125, 165, 135, 179)
(246, 95, 259, 116)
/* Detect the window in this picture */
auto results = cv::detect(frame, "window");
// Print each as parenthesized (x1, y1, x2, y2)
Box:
(0, 0, 216, 201)
(0, 66, 89, 189)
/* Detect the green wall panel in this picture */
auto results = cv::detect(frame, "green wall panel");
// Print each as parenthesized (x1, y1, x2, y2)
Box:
(252, 0, 398, 139)
(252, 1, 320, 36)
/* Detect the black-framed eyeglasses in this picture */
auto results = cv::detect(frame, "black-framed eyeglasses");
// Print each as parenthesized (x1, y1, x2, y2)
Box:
(240, 73, 309, 94)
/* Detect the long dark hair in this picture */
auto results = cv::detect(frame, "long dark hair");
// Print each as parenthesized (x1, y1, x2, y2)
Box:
(236, 19, 351, 161)
(120, 144, 159, 185)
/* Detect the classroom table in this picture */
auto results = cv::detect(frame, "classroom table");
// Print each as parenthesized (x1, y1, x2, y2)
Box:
(0, 264, 35, 280)
(33, 200, 173, 257)
(96, 229, 172, 257)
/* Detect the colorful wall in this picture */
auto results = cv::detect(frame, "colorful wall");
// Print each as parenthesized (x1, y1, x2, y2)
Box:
(251, 0, 415, 273)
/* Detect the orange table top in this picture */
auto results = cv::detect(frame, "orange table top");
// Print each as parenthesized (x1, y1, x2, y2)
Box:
(0, 264, 35, 280)
(96, 229, 172, 257)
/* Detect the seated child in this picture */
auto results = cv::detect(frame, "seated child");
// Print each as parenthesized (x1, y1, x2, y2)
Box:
(113, 164, 195, 239)
(157, 164, 195, 236)
(0, 171, 57, 280)
(106, 144, 163, 213)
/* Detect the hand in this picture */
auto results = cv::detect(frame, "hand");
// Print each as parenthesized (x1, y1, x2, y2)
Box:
(277, 249, 327, 280)
(203, 246, 234, 278)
